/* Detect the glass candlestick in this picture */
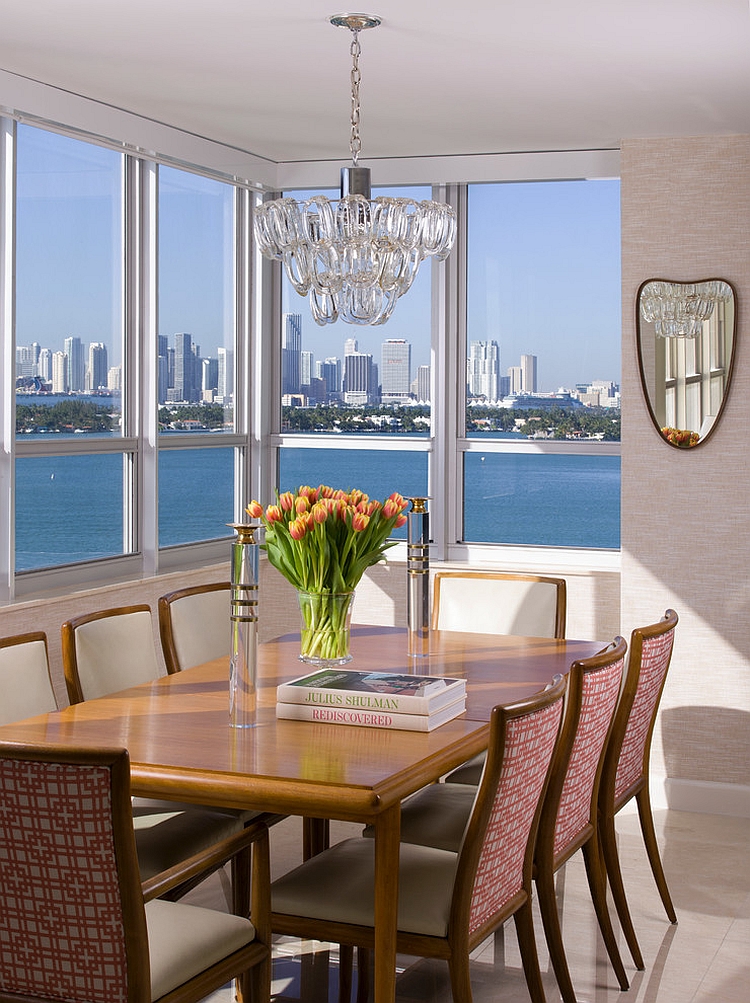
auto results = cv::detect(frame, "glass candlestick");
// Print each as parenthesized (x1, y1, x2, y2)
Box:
(407, 497, 430, 658)
(228, 523, 259, 727)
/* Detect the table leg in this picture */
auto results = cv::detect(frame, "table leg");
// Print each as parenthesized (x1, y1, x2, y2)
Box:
(373, 802, 400, 1003)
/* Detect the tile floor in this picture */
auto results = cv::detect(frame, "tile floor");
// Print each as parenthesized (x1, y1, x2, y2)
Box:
(192, 806, 750, 1003)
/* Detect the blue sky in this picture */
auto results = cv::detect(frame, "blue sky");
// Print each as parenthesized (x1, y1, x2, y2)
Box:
(14, 125, 621, 391)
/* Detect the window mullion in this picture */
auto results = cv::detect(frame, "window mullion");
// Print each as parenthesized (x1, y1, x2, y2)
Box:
(138, 159, 159, 574)
(0, 118, 15, 601)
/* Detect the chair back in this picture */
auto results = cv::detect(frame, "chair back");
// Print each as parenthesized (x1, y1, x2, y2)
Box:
(0, 632, 57, 724)
(62, 605, 163, 704)
(604, 609, 678, 808)
(0, 742, 148, 1003)
(450, 675, 566, 939)
(158, 582, 231, 674)
(538, 636, 627, 866)
(432, 571, 566, 638)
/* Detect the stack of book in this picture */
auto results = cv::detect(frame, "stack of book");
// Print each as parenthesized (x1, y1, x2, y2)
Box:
(276, 668, 467, 731)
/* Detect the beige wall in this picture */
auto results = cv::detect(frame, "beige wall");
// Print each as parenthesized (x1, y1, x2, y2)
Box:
(620, 136, 750, 805)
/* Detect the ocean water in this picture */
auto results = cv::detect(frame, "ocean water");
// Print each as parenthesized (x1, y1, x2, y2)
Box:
(15, 442, 620, 571)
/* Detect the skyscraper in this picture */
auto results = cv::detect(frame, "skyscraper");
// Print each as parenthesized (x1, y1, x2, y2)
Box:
(173, 332, 200, 402)
(202, 357, 219, 401)
(64, 336, 85, 392)
(344, 351, 377, 404)
(52, 351, 68, 393)
(217, 347, 233, 404)
(380, 339, 411, 401)
(282, 313, 302, 395)
(412, 364, 431, 402)
(300, 351, 314, 388)
(319, 357, 342, 401)
(87, 342, 108, 392)
(520, 354, 538, 392)
(468, 340, 500, 400)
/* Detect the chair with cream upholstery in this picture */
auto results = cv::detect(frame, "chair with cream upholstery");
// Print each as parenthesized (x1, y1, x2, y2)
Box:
(271, 677, 567, 1003)
(432, 570, 566, 638)
(0, 742, 271, 1003)
(61, 605, 264, 893)
(434, 572, 566, 788)
(390, 639, 630, 1003)
(598, 609, 679, 969)
(0, 631, 57, 725)
(158, 582, 231, 675)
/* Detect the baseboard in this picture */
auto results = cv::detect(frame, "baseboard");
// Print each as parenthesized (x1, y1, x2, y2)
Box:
(649, 776, 750, 818)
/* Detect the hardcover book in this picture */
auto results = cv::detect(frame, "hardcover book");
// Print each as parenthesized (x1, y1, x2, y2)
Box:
(276, 694, 467, 732)
(276, 668, 466, 716)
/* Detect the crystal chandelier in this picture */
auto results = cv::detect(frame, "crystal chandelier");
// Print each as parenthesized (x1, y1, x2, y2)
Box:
(253, 13, 457, 326)
(640, 280, 733, 338)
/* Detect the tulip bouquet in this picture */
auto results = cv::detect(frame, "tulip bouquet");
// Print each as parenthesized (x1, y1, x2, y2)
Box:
(247, 485, 409, 664)
(661, 426, 700, 448)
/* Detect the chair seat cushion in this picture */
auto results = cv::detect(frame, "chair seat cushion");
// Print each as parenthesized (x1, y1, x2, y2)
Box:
(134, 805, 244, 880)
(146, 898, 255, 1001)
(445, 752, 485, 786)
(272, 837, 459, 938)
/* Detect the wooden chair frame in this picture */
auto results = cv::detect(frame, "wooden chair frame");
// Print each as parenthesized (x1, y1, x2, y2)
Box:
(431, 570, 567, 638)
(158, 582, 231, 675)
(0, 742, 271, 1003)
(533, 637, 629, 1003)
(598, 609, 679, 969)
(272, 677, 567, 1003)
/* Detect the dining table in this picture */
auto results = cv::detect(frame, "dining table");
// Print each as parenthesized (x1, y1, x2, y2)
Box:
(0, 625, 605, 1003)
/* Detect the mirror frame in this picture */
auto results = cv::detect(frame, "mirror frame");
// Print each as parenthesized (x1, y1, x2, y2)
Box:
(636, 277, 738, 450)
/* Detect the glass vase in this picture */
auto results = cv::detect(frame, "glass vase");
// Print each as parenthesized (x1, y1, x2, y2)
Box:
(297, 590, 354, 666)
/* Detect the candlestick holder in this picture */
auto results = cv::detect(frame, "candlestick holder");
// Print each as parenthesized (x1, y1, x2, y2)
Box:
(406, 497, 430, 658)
(228, 523, 259, 727)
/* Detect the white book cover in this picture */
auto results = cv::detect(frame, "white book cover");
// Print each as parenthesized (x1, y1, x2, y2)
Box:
(276, 694, 467, 732)
(277, 667, 466, 716)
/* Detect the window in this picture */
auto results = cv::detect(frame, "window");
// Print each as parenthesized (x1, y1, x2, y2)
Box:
(463, 180, 621, 550)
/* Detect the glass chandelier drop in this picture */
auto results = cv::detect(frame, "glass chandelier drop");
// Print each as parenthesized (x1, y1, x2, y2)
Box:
(253, 13, 457, 326)
(640, 280, 733, 338)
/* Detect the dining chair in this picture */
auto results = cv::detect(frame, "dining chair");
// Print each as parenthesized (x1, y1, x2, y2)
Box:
(271, 676, 567, 1003)
(0, 631, 57, 725)
(598, 608, 679, 970)
(389, 639, 630, 1003)
(0, 741, 271, 1003)
(431, 570, 567, 638)
(158, 581, 231, 675)
(433, 571, 566, 788)
(61, 605, 264, 893)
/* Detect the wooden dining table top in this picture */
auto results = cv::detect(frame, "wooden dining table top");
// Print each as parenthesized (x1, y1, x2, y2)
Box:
(0, 625, 604, 820)
(0, 625, 605, 1003)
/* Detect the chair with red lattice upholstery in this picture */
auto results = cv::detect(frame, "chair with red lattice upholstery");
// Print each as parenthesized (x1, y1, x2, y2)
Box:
(270, 676, 567, 1003)
(0, 742, 271, 1003)
(533, 636, 629, 1003)
(598, 609, 679, 969)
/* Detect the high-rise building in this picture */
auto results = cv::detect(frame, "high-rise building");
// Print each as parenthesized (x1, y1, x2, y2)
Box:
(344, 351, 377, 404)
(107, 366, 122, 392)
(16, 343, 40, 379)
(217, 347, 233, 404)
(282, 313, 302, 395)
(411, 364, 431, 402)
(87, 342, 108, 392)
(52, 351, 68, 393)
(468, 340, 500, 400)
(172, 332, 200, 402)
(507, 366, 523, 394)
(319, 357, 342, 401)
(520, 354, 538, 392)
(64, 336, 85, 392)
(202, 357, 219, 401)
(38, 348, 52, 383)
(300, 351, 313, 388)
(380, 339, 411, 401)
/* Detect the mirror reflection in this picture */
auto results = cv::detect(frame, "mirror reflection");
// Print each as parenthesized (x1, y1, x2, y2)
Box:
(637, 279, 736, 448)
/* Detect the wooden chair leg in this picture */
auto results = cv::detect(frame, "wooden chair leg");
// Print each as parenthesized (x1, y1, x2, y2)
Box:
(535, 865, 578, 1003)
(513, 902, 547, 1003)
(355, 947, 371, 1003)
(447, 948, 474, 1003)
(581, 838, 629, 990)
(338, 945, 354, 1003)
(599, 810, 645, 969)
(636, 787, 677, 923)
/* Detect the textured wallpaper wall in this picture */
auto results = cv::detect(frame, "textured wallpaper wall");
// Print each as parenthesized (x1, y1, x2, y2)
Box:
(620, 136, 750, 795)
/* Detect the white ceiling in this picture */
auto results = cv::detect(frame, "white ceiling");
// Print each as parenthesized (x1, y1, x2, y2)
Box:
(1, 0, 749, 165)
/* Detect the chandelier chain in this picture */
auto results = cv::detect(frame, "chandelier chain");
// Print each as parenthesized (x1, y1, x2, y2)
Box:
(349, 29, 362, 166)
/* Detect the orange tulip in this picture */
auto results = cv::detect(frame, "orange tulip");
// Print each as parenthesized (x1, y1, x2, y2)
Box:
(246, 500, 263, 519)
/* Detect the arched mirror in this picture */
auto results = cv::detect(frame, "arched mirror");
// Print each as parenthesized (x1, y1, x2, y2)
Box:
(637, 278, 737, 448)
